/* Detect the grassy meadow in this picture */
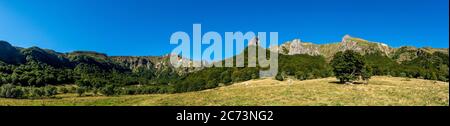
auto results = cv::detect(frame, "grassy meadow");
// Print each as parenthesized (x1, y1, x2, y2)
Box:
(0, 76, 448, 106)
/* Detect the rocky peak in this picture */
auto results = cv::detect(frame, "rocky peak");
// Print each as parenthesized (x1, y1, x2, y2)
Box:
(275, 35, 403, 61)
(342, 34, 352, 43)
(248, 37, 259, 46)
(279, 39, 321, 56)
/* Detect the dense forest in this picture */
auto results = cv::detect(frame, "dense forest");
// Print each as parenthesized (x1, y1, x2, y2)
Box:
(0, 40, 449, 99)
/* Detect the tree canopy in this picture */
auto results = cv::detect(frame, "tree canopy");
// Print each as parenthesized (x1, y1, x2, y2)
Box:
(331, 50, 368, 83)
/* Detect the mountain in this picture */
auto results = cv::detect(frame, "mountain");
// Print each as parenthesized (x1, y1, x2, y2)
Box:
(2, 35, 448, 68)
(277, 35, 449, 62)
(110, 55, 202, 75)
(2, 34, 448, 66)
(21, 46, 71, 68)
(391, 46, 449, 63)
(0, 40, 200, 77)
(0, 40, 25, 64)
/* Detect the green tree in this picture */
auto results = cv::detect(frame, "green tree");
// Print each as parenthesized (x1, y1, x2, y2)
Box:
(330, 50, 366, 83)
(30, 87, 45, 98)
(44, 86, 58, 97)
(58, 87, 69, 94)
(76, 87, 86, 96)
(361, 65, 373, 84)
(100, 85, 116, 96)
(0, 84, 24, 98)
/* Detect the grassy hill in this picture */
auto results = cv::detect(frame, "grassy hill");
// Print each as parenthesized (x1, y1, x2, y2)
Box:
(1, 76, 448, 106)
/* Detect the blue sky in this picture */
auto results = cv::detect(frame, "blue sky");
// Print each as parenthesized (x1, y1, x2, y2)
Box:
(0, 0, 448, 57)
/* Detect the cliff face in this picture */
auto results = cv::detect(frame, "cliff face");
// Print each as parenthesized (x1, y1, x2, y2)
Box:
(110, 55, 203, 75)
(110, 56, 157, 72)
(279, 39, 321, 56)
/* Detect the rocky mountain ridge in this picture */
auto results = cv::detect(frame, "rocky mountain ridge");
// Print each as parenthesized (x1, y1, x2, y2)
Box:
(275, 35, 448, 62)
(1, 35, 448, 72)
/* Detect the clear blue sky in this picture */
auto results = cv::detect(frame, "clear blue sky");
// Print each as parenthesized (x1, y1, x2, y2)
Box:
(0, 0, 448, 56)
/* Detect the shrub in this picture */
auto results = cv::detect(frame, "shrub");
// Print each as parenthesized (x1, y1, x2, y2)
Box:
(100, 85, 115, 96)
(92, 88, 99, 95)
(0, 84, 24, 98)
(295, 71, 306, 80)
(44, 86, 58, 97)
(158, 86, 174, 94)
(75, 79, 91, 87)
(69, 87, 77, 93)
(76, 87, 86, 96)
(275, 73, 284, 81)
(220, 71, 232, 84)
(58, 87, 69, 94)
(431, 72, 438, 80)
(29, 87, 45, 98)
(205, 80, 218, 89)
(399, 72, 407, 77)
(361, 65, 373, 83)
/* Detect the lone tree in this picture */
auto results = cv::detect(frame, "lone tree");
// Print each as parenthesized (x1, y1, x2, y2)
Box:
(331, 50, 371, 84)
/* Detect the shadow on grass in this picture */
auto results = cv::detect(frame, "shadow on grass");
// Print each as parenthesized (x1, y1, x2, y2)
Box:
(328, 81, 366, 85)
(329, 81, 344, 84)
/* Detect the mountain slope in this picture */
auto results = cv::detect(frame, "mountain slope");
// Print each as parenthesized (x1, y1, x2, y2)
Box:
(0, 41, 197, 76)
(278, 35, 448, 62)
(0, 41, 25, 64)
(2, 35, 448, 68)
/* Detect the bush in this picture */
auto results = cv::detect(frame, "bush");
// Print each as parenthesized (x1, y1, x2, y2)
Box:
(157, 86, 174, 94)
(58, 87, 69, 94)
(0, 84, 61, 99)
(275, 73, 284, 81)
(75, 79, 91, 88)
(431, 72, 438, 80)
(399, 72, 407, 77)
(0, 84, 24, 98)
(100, 85, 115, 96)
(295, 71, 306, 80)
(220, 71, 232, 84)
(69, 87, 77, 93)
(44, 86, 58, 97)
(361, 65, 373, 83)
(205, 80, 219, 89)
(92, 88, 99, 95)
(76, 87, 86, 96)
(29, 87, 45, 98)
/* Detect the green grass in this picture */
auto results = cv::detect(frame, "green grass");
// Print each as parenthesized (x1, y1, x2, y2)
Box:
(0, 76, 448, 106)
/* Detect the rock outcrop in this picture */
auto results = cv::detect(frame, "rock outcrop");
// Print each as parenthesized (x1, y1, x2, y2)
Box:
(279, 39, 321, 56)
